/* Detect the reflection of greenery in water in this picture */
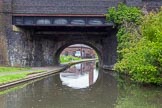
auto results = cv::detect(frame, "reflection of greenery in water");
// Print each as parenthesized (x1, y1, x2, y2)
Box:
(95, 61, 99, 68)
(115, 74, 162, 108)
(0, 83, 30, 95)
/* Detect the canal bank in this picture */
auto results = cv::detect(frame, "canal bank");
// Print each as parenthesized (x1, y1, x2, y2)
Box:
(0, 59, 97, 89)
(0, 60, 161, 108)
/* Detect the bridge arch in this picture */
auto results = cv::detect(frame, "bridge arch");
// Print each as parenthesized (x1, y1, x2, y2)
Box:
(53, 40, 103, 66)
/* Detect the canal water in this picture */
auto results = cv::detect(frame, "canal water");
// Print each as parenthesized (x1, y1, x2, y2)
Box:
(0, 61, 162, 108)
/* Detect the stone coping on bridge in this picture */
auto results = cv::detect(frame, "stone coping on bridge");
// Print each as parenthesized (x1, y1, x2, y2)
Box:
(0, 59, 97, 89)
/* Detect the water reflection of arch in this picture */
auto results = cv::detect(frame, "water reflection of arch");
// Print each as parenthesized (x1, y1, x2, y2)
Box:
(64, 62, 95, 75)
(55, 68, 118, 108)
(60, 62, 97, 89)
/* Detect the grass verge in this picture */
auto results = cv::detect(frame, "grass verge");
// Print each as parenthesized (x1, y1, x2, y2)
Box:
(0, 66, 30, 72)
(0, 66, 44, 85)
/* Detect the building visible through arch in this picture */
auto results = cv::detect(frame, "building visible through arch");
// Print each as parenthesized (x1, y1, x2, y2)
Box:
(61, 44, 96, 58)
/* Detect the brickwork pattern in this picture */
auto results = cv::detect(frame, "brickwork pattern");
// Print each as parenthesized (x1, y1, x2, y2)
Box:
(12, 0, 162, 15)
(12, 0, 124, 14)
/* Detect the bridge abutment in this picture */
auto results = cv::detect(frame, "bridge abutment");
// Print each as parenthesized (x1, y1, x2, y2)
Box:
(100, 30, 117, 69)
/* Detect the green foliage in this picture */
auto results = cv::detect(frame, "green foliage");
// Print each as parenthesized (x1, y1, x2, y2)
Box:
(0, 67, 44, 84)
(60, 55, 82, 63)
(142, 11, 162, 42)
(115, 39, 162, 84)
(117, 23, 141, 60)
(106, 3, 141, 25)
(0, 73, 27, 84)
(107, 4, 162, 85)
(0, 67, 29, 72)
(107, 4, 142, 60)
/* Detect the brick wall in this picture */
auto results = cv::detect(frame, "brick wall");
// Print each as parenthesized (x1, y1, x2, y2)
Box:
(12, 0, 162, 15)
(2, 0, 12, 13)
(142, 0, 162, 11)
(12, 0, 124, 14)
(126, 0, 142, 6)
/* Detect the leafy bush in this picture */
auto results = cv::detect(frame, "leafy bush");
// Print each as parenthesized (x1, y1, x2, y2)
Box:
(115, 39, 162, 84)
(107, 4, 162, 85)
(106, 3, 141, 25)
(107, 4, 142, 60)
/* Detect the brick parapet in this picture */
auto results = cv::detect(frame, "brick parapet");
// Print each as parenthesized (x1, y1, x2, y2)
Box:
(11, 0, 162, 15)
(2, 0, 12, 13)
(12, 0, 124, 14)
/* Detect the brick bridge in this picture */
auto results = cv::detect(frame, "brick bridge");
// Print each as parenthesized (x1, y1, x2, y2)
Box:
(0, 0, 161, 68)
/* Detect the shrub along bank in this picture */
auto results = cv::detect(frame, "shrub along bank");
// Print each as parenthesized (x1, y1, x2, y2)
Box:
(60, 55, 82, 63)
(106, 4, 162, 85)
